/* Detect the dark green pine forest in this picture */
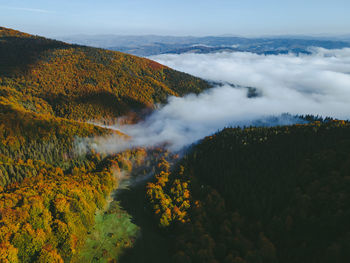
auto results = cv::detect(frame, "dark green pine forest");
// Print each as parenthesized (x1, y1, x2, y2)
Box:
(0, 26, 350, 263)
(147, 119, 350, 263)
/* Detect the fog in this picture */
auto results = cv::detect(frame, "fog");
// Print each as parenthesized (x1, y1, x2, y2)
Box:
(82, 48, 350, 153)
(151, 48, 350, 119)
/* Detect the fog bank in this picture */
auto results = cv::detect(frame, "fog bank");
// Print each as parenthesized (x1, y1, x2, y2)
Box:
(83, 48, 350, 153)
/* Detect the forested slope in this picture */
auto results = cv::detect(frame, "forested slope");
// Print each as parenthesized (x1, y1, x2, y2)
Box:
(0, 26, 210, 187)
(0, 27, 210, 122)
(0, 27, 210, 262)
(146, 120, 350, 263)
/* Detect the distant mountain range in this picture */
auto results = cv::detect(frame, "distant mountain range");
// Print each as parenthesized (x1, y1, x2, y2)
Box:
(57, 35, 350, 56)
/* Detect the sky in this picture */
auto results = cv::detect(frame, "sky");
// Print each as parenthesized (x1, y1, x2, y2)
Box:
(0, 0, 349, 37)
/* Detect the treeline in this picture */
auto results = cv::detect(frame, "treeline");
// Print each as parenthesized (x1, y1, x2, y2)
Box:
(146, 120, 350, 263)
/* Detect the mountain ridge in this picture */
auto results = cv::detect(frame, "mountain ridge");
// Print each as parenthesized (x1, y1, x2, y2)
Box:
(0, 26, 210, 123)
(57, 34, 350, 56)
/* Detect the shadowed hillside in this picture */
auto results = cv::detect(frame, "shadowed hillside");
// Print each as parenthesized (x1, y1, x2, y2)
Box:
(144, 120, 350, 263)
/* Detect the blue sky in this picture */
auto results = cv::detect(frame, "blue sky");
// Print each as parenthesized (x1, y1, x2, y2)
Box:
(0, 0, 349, 37)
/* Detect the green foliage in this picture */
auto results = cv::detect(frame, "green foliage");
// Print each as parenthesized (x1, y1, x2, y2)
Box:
(78, 201, 139, 263)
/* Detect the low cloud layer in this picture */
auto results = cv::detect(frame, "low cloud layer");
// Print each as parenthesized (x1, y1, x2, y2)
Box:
(151, 48, 350, 119)
(84, 48, 350, 153)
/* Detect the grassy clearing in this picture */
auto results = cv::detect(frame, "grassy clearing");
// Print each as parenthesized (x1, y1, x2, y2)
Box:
(77, 199, 139, 263)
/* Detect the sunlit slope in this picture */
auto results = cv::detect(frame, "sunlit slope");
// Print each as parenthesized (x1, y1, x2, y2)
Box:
(0, 27, 210, 121)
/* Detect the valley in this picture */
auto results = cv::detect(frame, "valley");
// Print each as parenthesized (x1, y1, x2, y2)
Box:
(1, 26, 350, 263)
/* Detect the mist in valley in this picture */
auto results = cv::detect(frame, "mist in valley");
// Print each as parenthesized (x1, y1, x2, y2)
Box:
(83, 48, 350, 153)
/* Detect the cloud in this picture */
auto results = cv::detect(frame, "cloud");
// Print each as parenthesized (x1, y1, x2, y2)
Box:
(0, 6, 51, 13)
(151, 48, 350, 119)
(83, 48, 350, 153)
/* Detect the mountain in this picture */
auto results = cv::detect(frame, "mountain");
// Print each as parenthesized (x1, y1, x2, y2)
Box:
(0, 27, 210, 122)
(0, 27, 210, 262)
(57, 34, 350, 56)
(0, 25, 211, 188)
(146, 119, 350, 262)
(2, 26, 350, 263)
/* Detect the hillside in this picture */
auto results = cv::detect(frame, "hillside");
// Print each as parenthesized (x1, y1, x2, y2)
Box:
(0, 25, 212, 187)
(3, 26, 350, 263)
(0, 27, 211, 262)
(145, 120, 350, 263)
(0, 27, 210, 122)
